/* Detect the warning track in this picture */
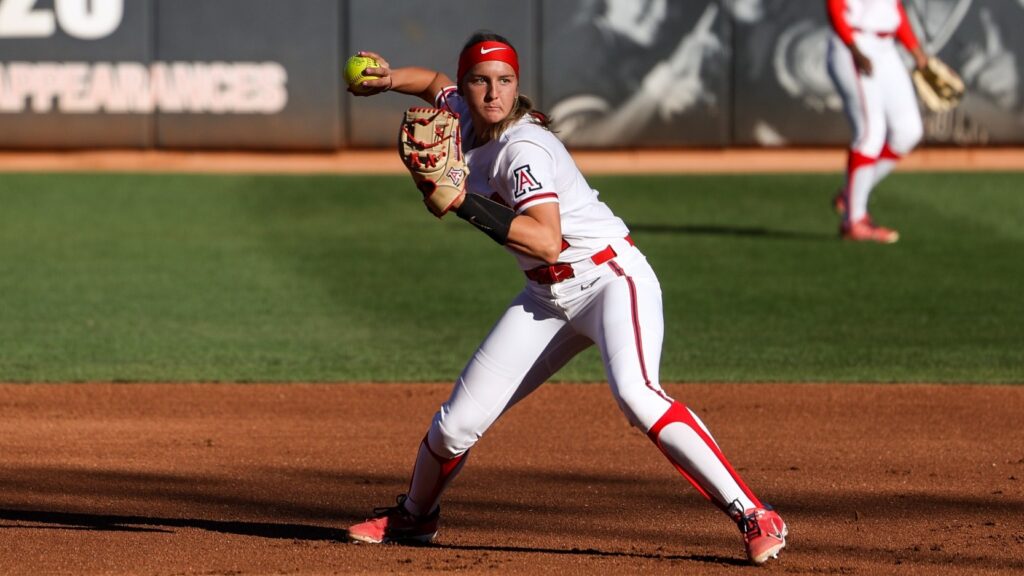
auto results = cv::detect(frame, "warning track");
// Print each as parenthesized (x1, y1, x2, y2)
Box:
(0, 147, 1020, 174)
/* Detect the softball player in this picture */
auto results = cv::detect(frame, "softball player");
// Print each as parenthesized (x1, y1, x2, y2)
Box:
(827, 0, 930, 243)
(345, 31, 787, 565)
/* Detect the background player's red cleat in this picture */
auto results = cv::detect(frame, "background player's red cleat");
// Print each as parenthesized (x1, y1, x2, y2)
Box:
(347, 495, 439, 544)
(739, 507, 788, 565)
(841, 216, 899, 244)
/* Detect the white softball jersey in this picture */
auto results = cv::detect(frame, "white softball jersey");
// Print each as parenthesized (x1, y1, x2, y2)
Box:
(832, 0, 908, 36)
(436, 86, 631, 271)
(400, 85, 767, 521)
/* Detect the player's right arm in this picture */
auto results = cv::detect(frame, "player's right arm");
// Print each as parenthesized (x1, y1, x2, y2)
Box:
(492, 202, 561, 265)
(354, 51, 453, 104)
(895, 1, 928, 70)
(826, 0, 872, 76)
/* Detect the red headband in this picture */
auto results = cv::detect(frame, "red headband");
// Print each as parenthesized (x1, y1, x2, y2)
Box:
(457, 40, 519, 83)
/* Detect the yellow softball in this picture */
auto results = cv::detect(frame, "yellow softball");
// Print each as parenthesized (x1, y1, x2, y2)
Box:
(344, 54, 380, 94)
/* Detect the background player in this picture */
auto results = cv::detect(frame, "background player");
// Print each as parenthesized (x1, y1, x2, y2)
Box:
(343, 31, 788, 565)
(826, 0, 930, 243)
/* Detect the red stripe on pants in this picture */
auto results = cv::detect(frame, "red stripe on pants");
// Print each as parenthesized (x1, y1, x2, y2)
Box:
(608, 260, 670, 403)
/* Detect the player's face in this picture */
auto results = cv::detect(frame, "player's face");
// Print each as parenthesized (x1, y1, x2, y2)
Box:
(462, 61, 519, 128)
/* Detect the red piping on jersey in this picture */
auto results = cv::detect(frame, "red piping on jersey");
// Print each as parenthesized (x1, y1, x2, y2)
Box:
(514, 192, 558, 212)
(829, 0, 919, 51)
(434, 86, 458, 111)
(647, 401, 764, 512)
(828, 0, 919, 51)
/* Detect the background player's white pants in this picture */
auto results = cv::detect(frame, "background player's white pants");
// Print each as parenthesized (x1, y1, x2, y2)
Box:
(404, 244, 760, 518)
(827, 32, 922, 222)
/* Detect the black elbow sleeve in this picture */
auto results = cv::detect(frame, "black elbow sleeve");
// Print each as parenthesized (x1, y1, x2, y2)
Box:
(455, 194, 515, 245)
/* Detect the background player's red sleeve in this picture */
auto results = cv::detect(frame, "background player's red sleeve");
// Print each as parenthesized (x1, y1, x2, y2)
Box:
(895, 1, 921, 51)
(827, 0, 855, 46)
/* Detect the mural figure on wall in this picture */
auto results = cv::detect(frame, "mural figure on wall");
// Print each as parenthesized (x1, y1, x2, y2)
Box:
(732, 0, 849, 146)
(545, 0, 728, 147)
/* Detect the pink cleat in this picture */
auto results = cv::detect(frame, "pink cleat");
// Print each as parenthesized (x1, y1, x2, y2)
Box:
(347, 495, 439, 545)
(739, 506, 788, 565)
(841, 215, 899, 244)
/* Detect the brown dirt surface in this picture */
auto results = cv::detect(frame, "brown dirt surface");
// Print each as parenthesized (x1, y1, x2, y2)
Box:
(1, 382, 1022, 575)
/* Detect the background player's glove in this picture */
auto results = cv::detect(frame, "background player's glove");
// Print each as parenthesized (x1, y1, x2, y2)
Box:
(397, 107, 469, 218)
(913, 57, 965, 113)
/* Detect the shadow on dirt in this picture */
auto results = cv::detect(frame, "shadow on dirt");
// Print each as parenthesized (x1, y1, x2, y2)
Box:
(0, 508, 344, 541)
(433, 543, 746, 566)
(0, 507, 746, 565)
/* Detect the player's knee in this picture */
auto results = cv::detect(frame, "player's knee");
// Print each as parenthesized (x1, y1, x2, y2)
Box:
(614, 396, 644, 429)
(854, 139, 885, 160)
(613, 383, 670, 432)
(428, 409, 480, 458)
(850, 125, 886, 158)
(891, 121, 923, 155)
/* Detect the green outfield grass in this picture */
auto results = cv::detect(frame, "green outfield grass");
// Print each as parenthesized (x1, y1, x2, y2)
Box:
(1, 171, 1021, 383)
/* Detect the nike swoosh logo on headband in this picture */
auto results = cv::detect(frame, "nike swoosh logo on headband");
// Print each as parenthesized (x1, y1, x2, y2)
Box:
(480, 46, 508, 55)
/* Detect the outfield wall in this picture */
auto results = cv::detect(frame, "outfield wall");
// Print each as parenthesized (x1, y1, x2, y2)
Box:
(1, 0, 1022, 150)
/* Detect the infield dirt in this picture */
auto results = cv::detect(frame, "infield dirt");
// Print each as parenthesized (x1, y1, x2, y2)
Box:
(1, 382, 1021, 575)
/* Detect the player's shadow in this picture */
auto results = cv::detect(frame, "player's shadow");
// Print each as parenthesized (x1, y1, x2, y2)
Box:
(0, 508, 343, 541)
(629, 222, 834, 240)
(0, 507, 745, 565)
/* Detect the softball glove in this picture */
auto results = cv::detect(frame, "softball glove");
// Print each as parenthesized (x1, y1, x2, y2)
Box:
(398, 107, 469, 218)
(913, 57, 965, 113)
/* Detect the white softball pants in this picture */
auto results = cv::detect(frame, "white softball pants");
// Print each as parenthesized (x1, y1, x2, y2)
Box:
(828, 32, 922, 222)
(404, 242, 763, 518)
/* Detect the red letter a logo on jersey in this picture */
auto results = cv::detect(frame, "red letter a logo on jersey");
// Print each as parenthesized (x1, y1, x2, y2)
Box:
(513, 165, 543, 198)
